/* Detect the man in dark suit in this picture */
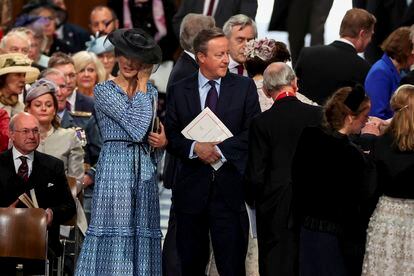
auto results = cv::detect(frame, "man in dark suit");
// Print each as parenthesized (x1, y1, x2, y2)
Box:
(295, 8, 376, 105)
(162, 13, 215, 276)
(172, 0, 258, 38)
(268, 0, 334, 65)
(0, 112, 76, 259)
(165, 28, 260, 275)
(245, 62, 322, 276)
(48, 52, 95, 113)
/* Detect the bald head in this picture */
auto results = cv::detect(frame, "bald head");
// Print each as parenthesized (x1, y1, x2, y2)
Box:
(263, 62, 297, 96)
(10, 112, 40, 155)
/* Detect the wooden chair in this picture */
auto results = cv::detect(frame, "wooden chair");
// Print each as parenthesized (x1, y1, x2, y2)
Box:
(0, 207, 48, 275)
(56, 176, 81, 276)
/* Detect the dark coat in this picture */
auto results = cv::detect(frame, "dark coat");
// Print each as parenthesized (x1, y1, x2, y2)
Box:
(165, 72, 260, 213)
(295, 41, 371, 105)
(74, 91, 95, 113)
(172, 0, 258, 37)
(0, 149, 76, 256)
(245, 96, 322, 276)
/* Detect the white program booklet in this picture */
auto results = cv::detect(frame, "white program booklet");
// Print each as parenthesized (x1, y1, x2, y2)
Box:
(181, 107, 233, 170)
(245, 203, 257, 238)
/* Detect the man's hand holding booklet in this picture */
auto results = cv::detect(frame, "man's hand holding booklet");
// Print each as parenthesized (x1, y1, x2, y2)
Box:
(181, 107, 233, 170)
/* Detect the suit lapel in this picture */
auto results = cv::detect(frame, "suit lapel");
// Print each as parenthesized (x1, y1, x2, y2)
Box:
(3, 149, 27, 199)
(216, 73, 235, 120)
(184, 74, 202, 118)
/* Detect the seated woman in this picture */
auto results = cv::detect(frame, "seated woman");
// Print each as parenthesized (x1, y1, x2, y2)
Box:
(0, 53, 40, 117)
(244, 38, 316, 112)
(362, 84, 414, 275)
(86, 35, 117, 80)
(72, 51, 106, 97)
(25, 78, 84, 189)
(292, 85, 377, 276)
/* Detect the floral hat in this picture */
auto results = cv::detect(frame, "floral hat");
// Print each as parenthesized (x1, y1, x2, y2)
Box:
(244, 38, 277, 61)
(0, 53, 40, 83)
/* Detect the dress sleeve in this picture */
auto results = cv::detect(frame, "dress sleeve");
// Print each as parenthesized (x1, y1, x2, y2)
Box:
(94, 81, 153, 141)
(66, 129, 85, 189)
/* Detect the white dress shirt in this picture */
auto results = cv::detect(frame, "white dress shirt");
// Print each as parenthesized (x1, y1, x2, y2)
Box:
(12, 147, 34, 176)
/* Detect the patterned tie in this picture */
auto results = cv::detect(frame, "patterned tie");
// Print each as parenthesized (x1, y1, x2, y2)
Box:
(236, 64, 244, 76)
(17, 156, 29, 182)
(207, 0, 216, 16)
(205, 80, 218, 113)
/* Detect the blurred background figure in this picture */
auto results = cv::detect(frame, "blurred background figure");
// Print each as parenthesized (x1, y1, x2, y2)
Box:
(72, 50, 106, 97)
(86, 34, 116, 80)
(0, 53, 40, 117)
(0, 108, 9, 152)
(365, 26, 414, 120)
(88, 5, 119, 36)
(268, 0, 334, 65)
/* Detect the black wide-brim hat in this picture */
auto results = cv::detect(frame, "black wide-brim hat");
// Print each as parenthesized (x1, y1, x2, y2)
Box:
(107, 28, 162, 64)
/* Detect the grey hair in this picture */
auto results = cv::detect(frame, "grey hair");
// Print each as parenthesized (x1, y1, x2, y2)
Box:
(263, 62, 296, 93)
(180, 13, 215, 52)
(40, 68, 65, 79)
(0, 29, 31, 49)
(222, 14, 257, 38)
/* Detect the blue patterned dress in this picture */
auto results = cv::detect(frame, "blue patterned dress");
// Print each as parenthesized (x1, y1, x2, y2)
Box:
(76, 80, 163, 275)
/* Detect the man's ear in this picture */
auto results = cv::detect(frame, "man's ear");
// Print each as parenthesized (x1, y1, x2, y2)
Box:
(197, 52, 205, 64)
(262, 86, 272, 98)
(291, 77, 298, 92)
(114, 19, 119, 29)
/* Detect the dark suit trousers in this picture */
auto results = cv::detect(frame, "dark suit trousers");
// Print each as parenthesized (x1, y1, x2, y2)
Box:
(175, 188, 249, 276)
(287, 0, 334, 64)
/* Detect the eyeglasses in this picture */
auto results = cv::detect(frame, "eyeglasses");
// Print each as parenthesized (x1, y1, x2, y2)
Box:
(14, 128, 40, 136)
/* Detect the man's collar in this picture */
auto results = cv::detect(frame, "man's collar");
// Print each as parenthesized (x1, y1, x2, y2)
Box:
(228, 56, 241, 69)
(12, 147, 34, 161)
(337, 38, 356, 49)
(184, 50, 196, 61)
(198, 70, 222, 88)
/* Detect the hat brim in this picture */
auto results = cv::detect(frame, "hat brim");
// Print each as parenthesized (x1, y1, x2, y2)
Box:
(0, 66, 40, 84)
(108, 29, 162, 64)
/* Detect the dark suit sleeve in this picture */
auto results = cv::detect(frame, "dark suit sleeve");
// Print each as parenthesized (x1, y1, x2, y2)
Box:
(239, 0, 258, 19)
(165, 84, 195, 159)
(219, 79, 260, 174)
(50, 160, 76, 225)
(244, 116, 268, 207)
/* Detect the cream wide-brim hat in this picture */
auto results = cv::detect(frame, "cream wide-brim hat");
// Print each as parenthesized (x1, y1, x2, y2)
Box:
(0, 53, 40, 84)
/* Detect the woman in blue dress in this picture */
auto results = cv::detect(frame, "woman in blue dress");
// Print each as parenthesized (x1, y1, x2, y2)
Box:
(76, 28, 167, 275)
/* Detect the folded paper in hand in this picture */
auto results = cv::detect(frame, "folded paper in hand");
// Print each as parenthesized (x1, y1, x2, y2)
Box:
(181, 107, 233, 170)
(18, 189, 39, 208)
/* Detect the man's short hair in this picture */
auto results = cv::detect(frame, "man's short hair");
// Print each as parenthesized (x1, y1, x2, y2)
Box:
(222, 14, 257, 38)
(48, 52, 75, 68)
(180, 14, 215, 53)
(339, 8, 376, 38)
(39, 68, 65, 79)
(263, 62, 296, 93)
(193, 27, 225, 61)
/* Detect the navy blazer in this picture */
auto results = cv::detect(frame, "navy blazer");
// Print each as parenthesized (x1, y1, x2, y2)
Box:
(0, 149, 76, 255)
(75, 91, 95, 113)
(165, 72, 260, 213)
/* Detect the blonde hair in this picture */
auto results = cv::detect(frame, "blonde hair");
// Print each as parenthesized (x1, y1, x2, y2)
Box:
(72, 51, 106, 83)
(387, 84, 414, 151)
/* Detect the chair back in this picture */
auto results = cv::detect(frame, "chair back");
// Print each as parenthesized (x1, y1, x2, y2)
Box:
(0, 208, 48, 260)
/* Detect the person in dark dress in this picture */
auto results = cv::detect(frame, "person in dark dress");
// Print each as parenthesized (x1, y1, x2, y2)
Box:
(292, 85, 377, 276)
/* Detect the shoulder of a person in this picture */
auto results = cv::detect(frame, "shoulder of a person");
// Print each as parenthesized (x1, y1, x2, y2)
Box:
(34, 150, 64, 168)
